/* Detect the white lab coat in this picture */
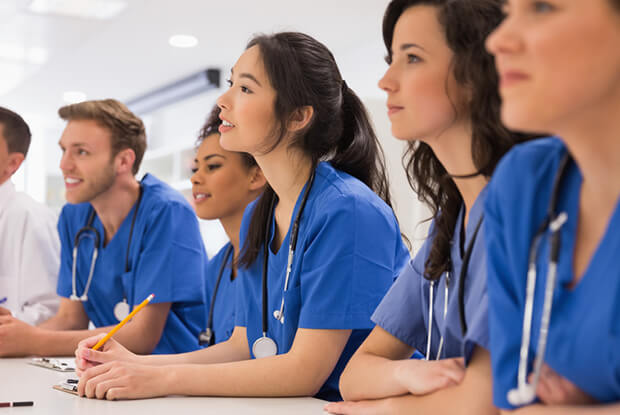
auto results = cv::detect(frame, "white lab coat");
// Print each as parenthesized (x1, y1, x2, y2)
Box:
(0, 180, 60, 325)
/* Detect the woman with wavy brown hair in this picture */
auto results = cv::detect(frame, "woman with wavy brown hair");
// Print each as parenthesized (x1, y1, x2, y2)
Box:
(327, 0, 534, 413)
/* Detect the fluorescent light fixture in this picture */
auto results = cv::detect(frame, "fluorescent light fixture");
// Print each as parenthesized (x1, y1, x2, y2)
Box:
(169, 34, 198, 48)
(0, 62, 26, 95)
(28, 0, 127, 20)
(63, 91, 87, 103)
(126, 68, 220, 115)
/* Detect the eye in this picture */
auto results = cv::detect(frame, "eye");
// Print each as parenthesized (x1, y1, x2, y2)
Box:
(533, 1, 554, 13)
(190, 167, 198, 174)
(226, 78, 233, 87)
(407, 54, 422, 64)
(384, 54, 392, 65)
(240, 85, 252, 94)
(77, 149, 88, 156)
(207, 163, 222, 171)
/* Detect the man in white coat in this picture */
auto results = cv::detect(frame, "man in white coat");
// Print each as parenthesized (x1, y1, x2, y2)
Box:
(0, 106, 60, 325)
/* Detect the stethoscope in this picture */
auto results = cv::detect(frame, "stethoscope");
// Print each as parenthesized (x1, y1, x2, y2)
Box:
(252, 169, 316, 359)
(507, 153, 570, 406)
(198, 244, 234, 346)
(425, 213, 484, 360)
(70, 185, 144, 322)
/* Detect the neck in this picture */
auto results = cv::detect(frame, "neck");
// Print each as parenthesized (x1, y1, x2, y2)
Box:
(556, 106, 620, 202)
(429, 123, 488, 226)
(91, 176, 140, 243)
(254, 145, 313, 213)
(219, 213, 243, 263)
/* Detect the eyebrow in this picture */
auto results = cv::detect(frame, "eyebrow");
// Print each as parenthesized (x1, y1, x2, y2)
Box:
(400, 43, 426, 52)
(58, 141, 89, 148)
(194, 154, 227, 163)
(230, 68, 262, 87)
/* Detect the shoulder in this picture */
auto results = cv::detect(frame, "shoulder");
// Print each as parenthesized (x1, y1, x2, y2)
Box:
(491, 137, 566, 191)
(140, 174, 195, 216)
(310, 162, 398, 227)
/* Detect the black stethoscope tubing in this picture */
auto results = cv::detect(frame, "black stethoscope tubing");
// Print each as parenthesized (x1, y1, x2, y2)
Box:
(71, 184, 143, 305)
(199, 244, 234, 346)
(260, 169, 316, 338)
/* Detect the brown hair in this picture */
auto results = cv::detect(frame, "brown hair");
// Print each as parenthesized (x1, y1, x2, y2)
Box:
(0, 106, 31, 156)
(58, 99, 146, 175)
(383, 0, 535, 281)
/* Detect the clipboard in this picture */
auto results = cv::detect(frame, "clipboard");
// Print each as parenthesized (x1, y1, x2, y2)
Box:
(53, 379, 79, 396)
(29, 357, 76, 372)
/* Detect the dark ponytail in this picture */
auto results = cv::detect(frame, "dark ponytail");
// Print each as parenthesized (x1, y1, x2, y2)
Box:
(239, 32, 393, 268)
(384, 0, 536, 281)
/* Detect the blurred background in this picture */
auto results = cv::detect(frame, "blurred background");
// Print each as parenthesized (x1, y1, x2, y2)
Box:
(1, 0, 430, 257)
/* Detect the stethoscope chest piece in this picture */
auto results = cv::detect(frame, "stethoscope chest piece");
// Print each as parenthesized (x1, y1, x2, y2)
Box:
(252, 335, 277, 359)
(113, 299, 130, 322)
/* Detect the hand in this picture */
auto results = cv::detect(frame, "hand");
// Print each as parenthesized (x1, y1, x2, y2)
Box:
(0, 315, 39, 356)
(533, 364, 597, 405)
(75, 334, 137, 376)
(0, 307, 12, 316)
(393, 357, 465, 395)
(325, 398, 391, 414)
(77, 361, 168, 400)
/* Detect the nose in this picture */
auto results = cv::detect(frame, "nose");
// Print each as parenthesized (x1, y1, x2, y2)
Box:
(216, 88, 232, 111)
(378, 63, 398, 94)
(190, 168, 202, 186)
(59, 151, 74, 173)
(485, 15, 522, 57)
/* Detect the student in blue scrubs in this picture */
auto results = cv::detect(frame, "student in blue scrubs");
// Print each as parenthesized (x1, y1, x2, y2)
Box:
(484, 1, 620, 413)
(73, 32, 409, 401)
(0, 99, 206, 357)
(190, 105, 265, 347)
(326, 1, 534, 413)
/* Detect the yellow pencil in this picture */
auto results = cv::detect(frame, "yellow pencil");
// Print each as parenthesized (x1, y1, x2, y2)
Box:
(92, 293, 155, 351)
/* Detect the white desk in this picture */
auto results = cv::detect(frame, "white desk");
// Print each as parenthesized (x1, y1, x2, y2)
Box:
(0, 358, 328, 414)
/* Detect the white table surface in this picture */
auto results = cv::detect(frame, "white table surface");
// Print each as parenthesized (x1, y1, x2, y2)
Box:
(0, 358, 328, 414)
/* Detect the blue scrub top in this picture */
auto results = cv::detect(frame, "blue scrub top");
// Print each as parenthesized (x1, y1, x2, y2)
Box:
(57, 174, 207, 354)
(485, 138, 620, 409)
(202, 242, 237, 345)
(372, 187, 489, 363)
(235, 162, 410, 402)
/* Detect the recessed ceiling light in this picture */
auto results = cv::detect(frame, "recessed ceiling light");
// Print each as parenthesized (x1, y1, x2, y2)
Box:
(169, 34, 198, 48)
(63, 91, 87, 104)
(28, 0, 127, 20)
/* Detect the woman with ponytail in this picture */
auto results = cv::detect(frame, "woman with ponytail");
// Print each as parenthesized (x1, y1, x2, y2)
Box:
(73, 31, 409, 402)
(327, 0, 536, 413)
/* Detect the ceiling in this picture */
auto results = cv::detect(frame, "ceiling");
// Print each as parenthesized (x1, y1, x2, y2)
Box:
(1, 0, 391, 126)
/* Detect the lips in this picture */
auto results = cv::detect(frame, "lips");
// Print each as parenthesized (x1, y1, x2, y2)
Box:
(387, 104, 404, 116)
(64, 177, 82, 188)
(499, 70, 530, 88)
(193, 192, 210, 203)
(219, 116, 235, 133)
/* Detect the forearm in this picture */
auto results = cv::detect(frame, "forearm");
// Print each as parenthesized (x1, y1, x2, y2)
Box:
(138, 336, 250, 366)
(37, 312, 86, 330)
(502, 403, 620, 415)
(164, 354, 326, 397)
(340, 352, 408, 401)
(381, 382, 497, 415)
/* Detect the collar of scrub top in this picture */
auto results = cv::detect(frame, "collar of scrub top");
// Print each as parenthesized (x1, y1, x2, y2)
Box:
(70, 183, 144, 303)
(252, 168, 316, 359)
(199, 244, 234, 346)
(425, 212, 484, 361)
(507, 152, 570, 406)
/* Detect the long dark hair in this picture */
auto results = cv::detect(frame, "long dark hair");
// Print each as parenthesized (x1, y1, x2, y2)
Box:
(196, 104, 256, 169)
(384, 0, 532, 281)
(239, 32, 393, 267)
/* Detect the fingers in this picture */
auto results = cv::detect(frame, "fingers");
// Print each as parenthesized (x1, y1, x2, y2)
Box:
(77, 362, 115, 395)
(0, 307, 12, 316)
(324, 401, 354, 414)
(0, 315, 15, 325)
(77, 333, 107, 350)
(439, 358, 466, 385)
